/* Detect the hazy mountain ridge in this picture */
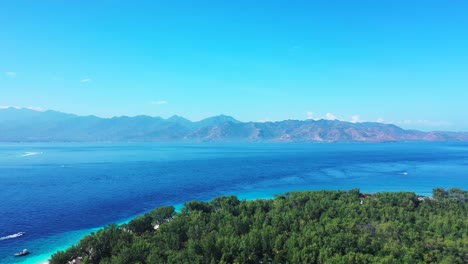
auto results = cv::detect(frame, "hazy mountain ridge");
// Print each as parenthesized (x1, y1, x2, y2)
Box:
(1, 108, 467, 142)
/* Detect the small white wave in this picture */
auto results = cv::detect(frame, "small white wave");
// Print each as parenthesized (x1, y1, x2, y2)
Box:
(0, 232, 25, 241)
(21, 152, 43, 157)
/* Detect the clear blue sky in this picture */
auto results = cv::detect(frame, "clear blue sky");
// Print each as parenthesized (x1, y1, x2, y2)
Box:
(1, 0, 467, 131)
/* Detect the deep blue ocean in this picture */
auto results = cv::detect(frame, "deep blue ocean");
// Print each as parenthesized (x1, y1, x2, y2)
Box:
(0, 142, 467, 263)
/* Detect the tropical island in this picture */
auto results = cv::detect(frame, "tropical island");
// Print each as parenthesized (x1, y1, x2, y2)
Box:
(51, 188, 467, 264)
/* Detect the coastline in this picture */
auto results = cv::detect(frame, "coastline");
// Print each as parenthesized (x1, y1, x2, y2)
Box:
(24, 186, 436, 264)
(10, 205, 185, 264)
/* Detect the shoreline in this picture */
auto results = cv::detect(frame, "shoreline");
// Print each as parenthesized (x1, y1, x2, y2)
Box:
(24, 187, 436, 264)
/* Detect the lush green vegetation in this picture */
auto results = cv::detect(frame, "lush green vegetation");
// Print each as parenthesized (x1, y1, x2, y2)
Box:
(51, 188, 467, 264)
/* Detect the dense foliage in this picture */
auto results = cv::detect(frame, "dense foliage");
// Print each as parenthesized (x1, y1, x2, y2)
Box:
(51, 188, 467, 264)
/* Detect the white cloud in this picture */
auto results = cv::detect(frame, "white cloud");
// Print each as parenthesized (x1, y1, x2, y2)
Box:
(26, 106, 45, 111)
(80, 78, 92, 83)
(5, 72, 16, 77)
(0, 105, 22, 109)
(305, 112, 341, 121)
(403, 120, 412, 124)
(325, 113, 337, 120)
(0, 105, 45, 111)
(306, 111, 318, 120)
(395, 119, 452, 128)
(150, 100, 168, 105)
(350, 115, 362, 123)
(376, 118, 385, 123)
(412, 120, 451, 126)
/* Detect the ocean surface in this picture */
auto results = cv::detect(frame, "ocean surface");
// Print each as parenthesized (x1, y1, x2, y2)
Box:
(0, 142, 467, 264)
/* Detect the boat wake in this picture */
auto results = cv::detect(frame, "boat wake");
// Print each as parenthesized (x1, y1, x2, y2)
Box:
(21, 152, 43, 157)
(0, 232, 25, 241)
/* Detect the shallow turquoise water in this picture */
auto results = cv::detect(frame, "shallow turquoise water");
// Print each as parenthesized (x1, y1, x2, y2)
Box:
(0, 142, 467, 263)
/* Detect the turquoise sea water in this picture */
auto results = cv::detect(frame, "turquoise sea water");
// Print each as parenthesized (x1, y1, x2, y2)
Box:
(0, 142, 467, 264)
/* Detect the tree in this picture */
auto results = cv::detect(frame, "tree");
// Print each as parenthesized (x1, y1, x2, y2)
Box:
(150, 206, 176, 225)
(51, 189, 468, 264)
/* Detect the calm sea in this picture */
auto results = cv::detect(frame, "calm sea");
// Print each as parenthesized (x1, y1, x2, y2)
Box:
(0, 142, 467, 263)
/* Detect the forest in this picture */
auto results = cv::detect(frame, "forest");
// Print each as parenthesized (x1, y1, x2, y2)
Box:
(51, 188, 467, 264)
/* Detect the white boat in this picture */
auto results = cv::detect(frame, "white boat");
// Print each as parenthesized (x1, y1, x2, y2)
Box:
(14, 249, 30, 257)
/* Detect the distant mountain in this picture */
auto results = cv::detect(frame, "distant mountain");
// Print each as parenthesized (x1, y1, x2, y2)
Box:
(0, 108, 467, 142)
(196, 115, 241, 128)
(166, 115, 192, 125)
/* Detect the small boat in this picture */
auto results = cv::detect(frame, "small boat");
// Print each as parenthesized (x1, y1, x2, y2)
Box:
(15, 232, 26, 237)
(14, 249, 30, 257)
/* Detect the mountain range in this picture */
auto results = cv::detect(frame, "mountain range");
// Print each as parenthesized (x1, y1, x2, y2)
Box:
(1, 107, 467, 142)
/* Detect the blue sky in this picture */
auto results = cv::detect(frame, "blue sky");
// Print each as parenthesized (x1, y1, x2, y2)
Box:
(1, 0, 467, 131)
